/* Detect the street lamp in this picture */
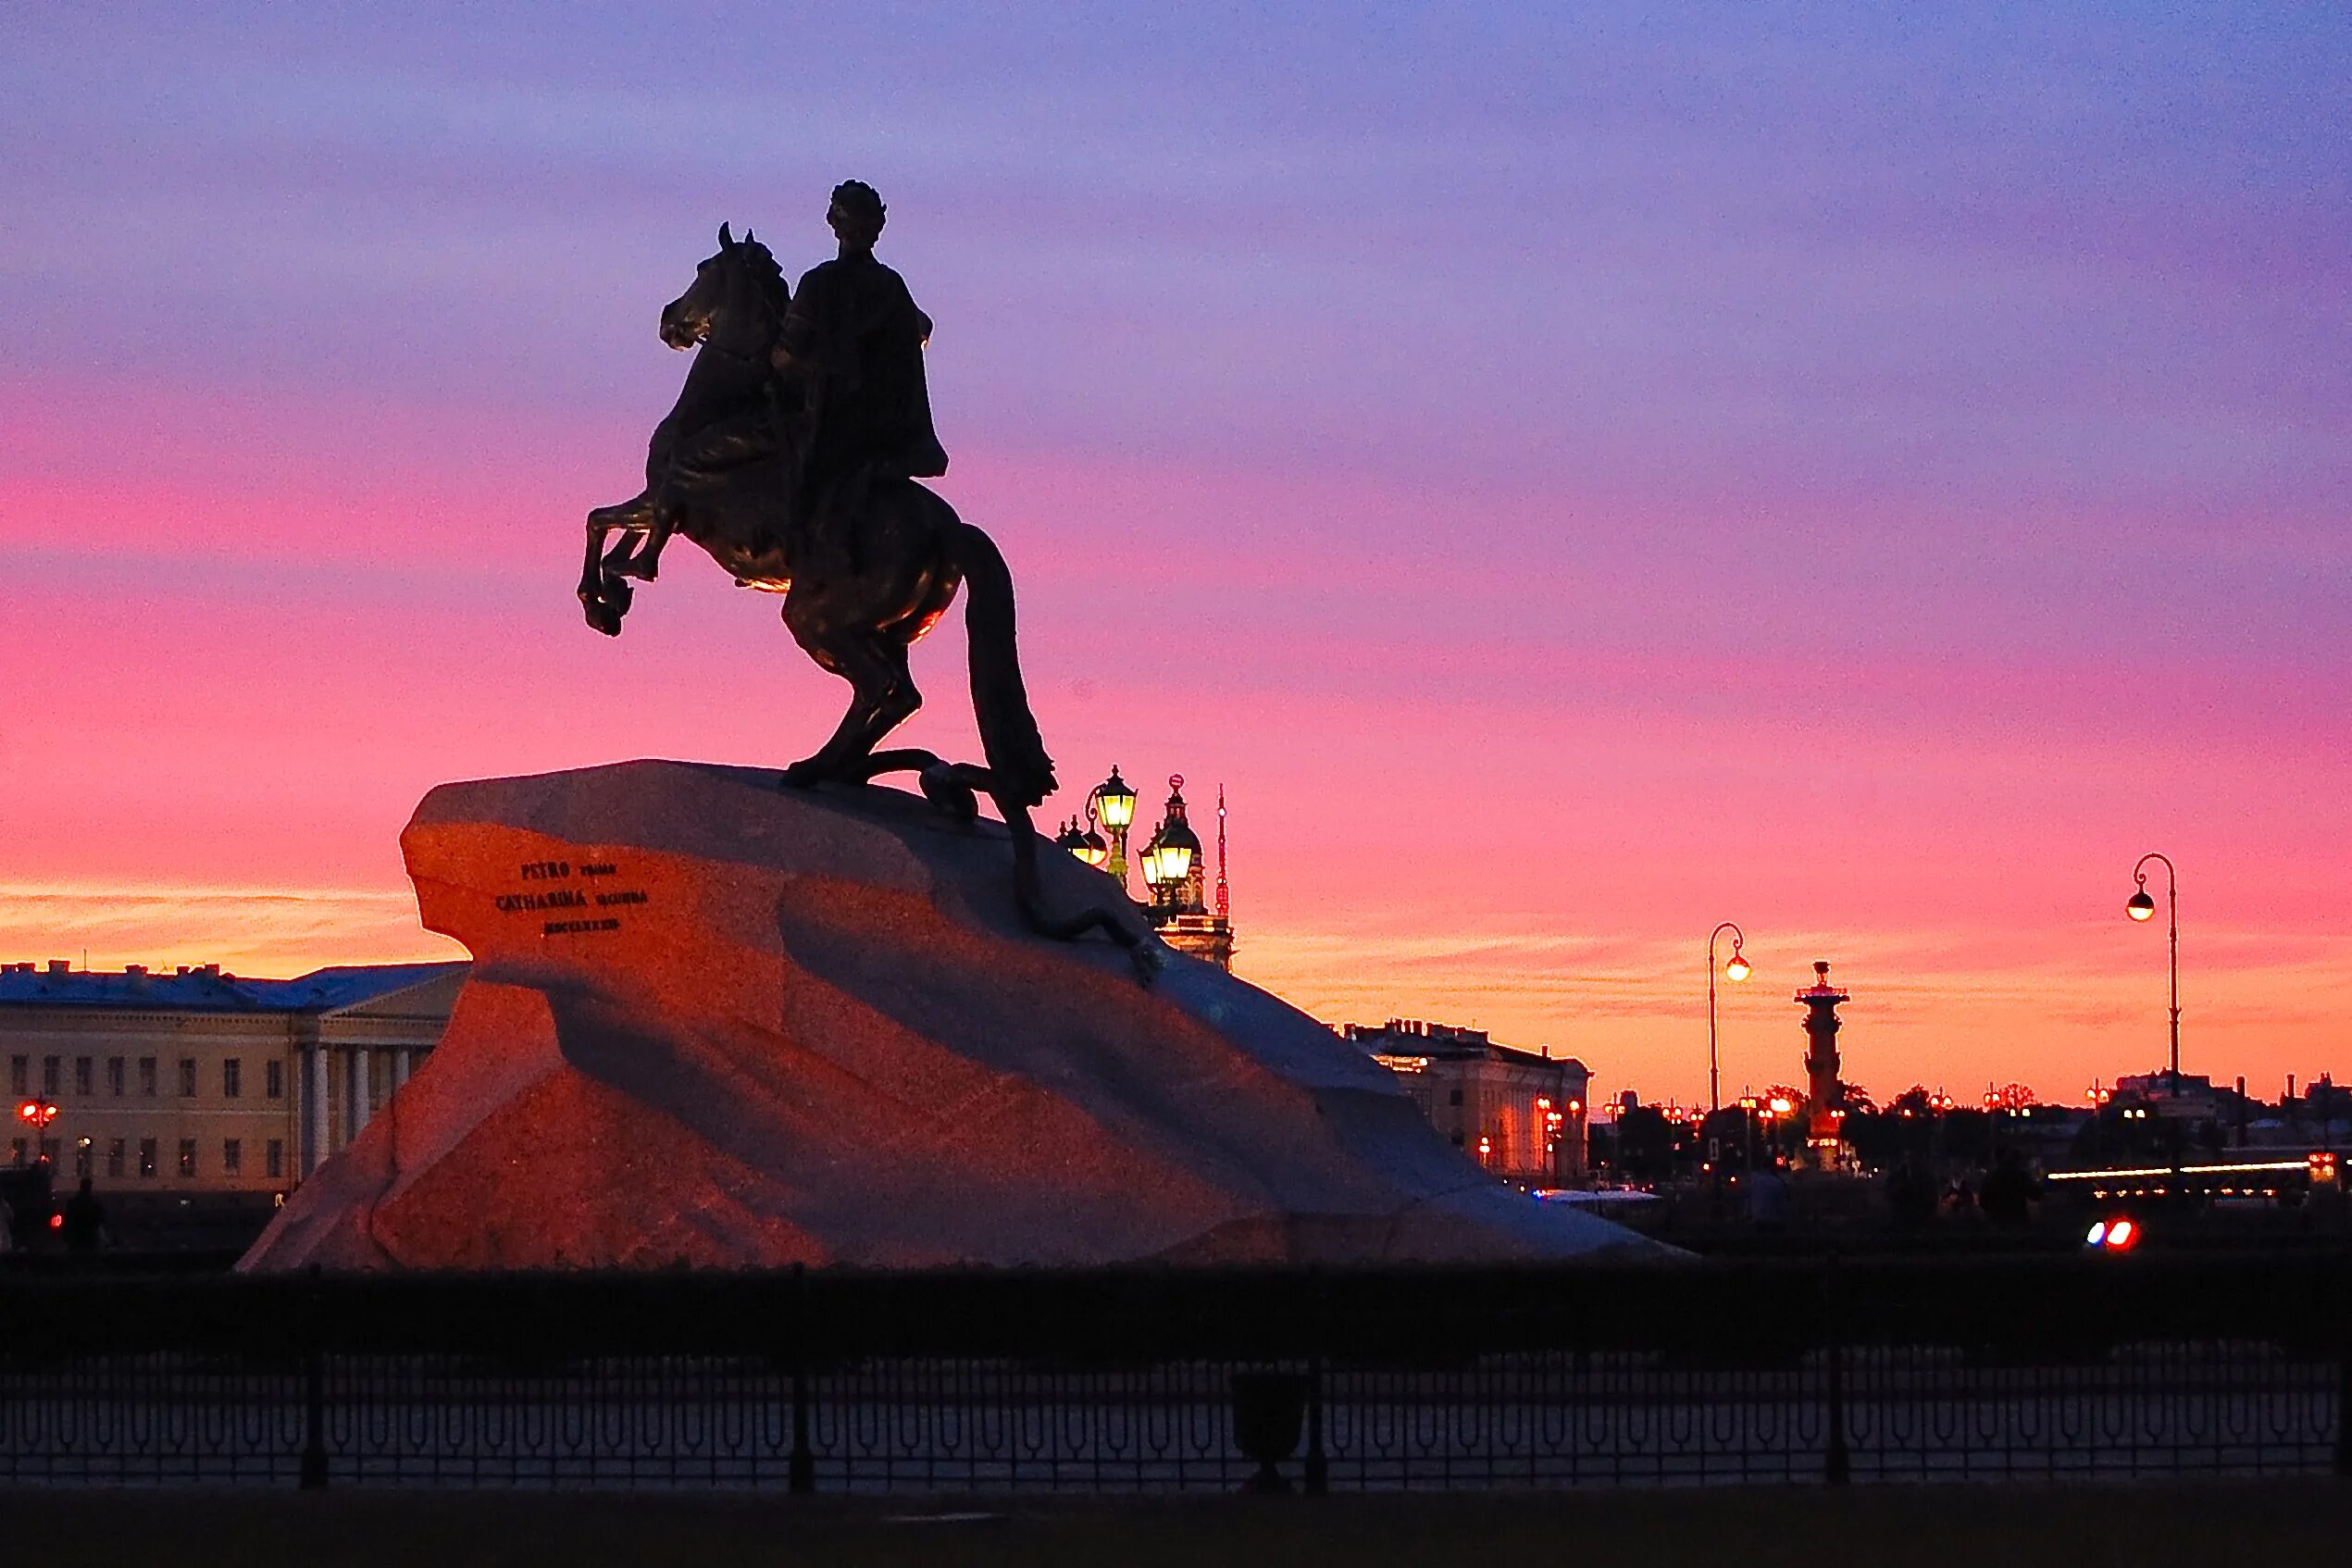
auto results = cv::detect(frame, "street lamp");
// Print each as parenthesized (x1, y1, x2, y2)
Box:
(1122, 777, 1205, 921)
(2126, 852, 2180, 1091)
(1052, 817, 1107, 868)
(1081, 767, 1139, 889)
(1707, 922, 1750, 1113)
(15, 1099, 59, 1163)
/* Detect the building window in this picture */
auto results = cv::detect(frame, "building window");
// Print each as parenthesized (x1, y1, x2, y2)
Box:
(106, 1057, 125, 1097)
(75, 1138, 93, 1178)
(9, 1138, 24, 1166)
(1450, 1129, 1465, 1146)
(178, 1058, 198, 1098)
(138, 1139, 157, 1178)
(266, 1060, 285, 1100)
(39, 1138, 58, 1164)
(222, 1139, 243, 1175)
(222, 1058, 242, 1099)
(106, 1138, 126, 1178)
(177, 1139, 197, 1178)
(41, 1056, 60, 1094)
(266, 1139, 284, 1178)
(6, 1055, 23, 1094)
(74, 1056, 93, 1096)
(1447, 1089, 1463, 1106)
(138, 1057, 157, 1097)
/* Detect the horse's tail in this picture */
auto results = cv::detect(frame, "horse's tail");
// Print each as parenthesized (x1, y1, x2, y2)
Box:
(950, 519, 1056, 808)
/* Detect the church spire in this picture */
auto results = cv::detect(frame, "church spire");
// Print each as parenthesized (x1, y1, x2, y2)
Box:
(1215, 784, 1229, 920)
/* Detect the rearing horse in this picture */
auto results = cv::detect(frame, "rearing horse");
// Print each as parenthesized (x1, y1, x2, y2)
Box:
(578, 226, 1146, 964)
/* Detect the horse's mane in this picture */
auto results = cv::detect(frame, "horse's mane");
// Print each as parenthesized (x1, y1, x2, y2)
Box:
(735, 240, 791, 316)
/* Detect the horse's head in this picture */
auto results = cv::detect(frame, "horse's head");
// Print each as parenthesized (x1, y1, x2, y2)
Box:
(660, 222, 786, 351)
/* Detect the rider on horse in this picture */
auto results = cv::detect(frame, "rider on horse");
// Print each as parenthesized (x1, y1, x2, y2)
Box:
(769, 180, 948, 569)
(610, 183, 942, 584)
(577, 193, 1151, 969)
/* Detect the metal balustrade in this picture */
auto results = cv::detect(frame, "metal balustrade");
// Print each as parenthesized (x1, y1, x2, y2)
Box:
(1, 1253, 2346, 1490)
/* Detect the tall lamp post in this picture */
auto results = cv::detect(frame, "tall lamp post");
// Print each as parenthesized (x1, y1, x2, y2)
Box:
(2124, 852, 2180, 1092)
(1707, 922, 1751, 1114)
(15, 1098, 59, 1164)
(1056, 767, 1139, 890)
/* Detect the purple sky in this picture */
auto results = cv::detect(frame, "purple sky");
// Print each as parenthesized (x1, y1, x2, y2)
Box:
(4, 5, 2346, 1103)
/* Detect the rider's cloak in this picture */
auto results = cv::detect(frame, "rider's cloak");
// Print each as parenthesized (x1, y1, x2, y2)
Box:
(779, 254, 949, 487)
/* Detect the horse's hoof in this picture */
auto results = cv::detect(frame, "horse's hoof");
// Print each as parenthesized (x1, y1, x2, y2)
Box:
(602, 576, 634, 613)
(917, 765, 978, 822)
(579, 591, 623, 637)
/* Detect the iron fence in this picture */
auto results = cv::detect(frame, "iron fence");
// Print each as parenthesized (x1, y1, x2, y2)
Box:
(1, 1252, 2346, 1490)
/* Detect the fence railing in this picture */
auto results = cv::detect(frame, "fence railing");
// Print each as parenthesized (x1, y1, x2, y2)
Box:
(3, 1252, 2347, 1491)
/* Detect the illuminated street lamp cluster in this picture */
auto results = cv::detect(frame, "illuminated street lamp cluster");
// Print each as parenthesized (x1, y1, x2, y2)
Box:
(1053, 767, 1199, 910)
(1535, 1094, 1583, 1161)
(1054, 767, 1235, 969)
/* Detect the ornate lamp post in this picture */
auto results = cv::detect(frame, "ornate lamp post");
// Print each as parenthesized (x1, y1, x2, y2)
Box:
(15, 1098, 59, 1163)
(1061, 769, 1237, 970)
(1074, 766, 1138, 890)
(1052, 817, 1108, 871)
(2125, 852, 2180, 1091)
(1707, 922, 1750, 1113)
(1139, 778, 1201, 918)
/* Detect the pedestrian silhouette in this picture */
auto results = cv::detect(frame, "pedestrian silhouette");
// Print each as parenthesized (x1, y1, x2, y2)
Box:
(61, 1177, 105, 1254)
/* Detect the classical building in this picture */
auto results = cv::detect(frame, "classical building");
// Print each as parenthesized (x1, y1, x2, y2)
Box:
(1343, 1018, 1590, 1186)
(1, 959, 463, 1197)
(2112, 1070, 2224, 1121)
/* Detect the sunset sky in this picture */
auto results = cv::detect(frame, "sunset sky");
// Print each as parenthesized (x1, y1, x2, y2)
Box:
(4, 5, 2345, 1109)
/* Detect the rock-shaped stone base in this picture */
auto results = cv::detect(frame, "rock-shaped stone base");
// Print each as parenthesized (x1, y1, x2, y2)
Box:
(242, 762, 1665, 1269)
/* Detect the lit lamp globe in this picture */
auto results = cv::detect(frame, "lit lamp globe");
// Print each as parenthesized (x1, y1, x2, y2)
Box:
(1093, 767, 1137, 832)
(2126, 889, 2157, 922)
(1724, 951, 1751, 983)
(1156, 819, 1201, 885)
(1138, 832, 1167, 890)
(1055, 819, 1108, 869)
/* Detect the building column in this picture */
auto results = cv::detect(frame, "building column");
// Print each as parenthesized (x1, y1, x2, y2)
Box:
(305, 1039, 330, 1176)
(392, 1050, 413, 1090)
(345, 1045, 371, 1143)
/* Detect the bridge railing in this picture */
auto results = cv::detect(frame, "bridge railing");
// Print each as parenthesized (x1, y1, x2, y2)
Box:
(2, 1251, 2346, 1491)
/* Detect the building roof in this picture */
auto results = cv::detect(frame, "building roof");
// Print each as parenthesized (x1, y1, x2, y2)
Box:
(1343, 1019, 1587, 1076)
(0, 961, 465, 1014)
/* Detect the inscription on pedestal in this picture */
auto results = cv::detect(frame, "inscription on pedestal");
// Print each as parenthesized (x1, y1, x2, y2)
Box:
(495, 859, 649, 937)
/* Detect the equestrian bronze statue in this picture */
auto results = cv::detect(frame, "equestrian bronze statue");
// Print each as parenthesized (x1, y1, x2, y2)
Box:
(577, 186, 1142, 963)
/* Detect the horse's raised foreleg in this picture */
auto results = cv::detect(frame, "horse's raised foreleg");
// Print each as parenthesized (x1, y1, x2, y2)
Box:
(604, 501, 676, 583)
(579, 496, 652, 636)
